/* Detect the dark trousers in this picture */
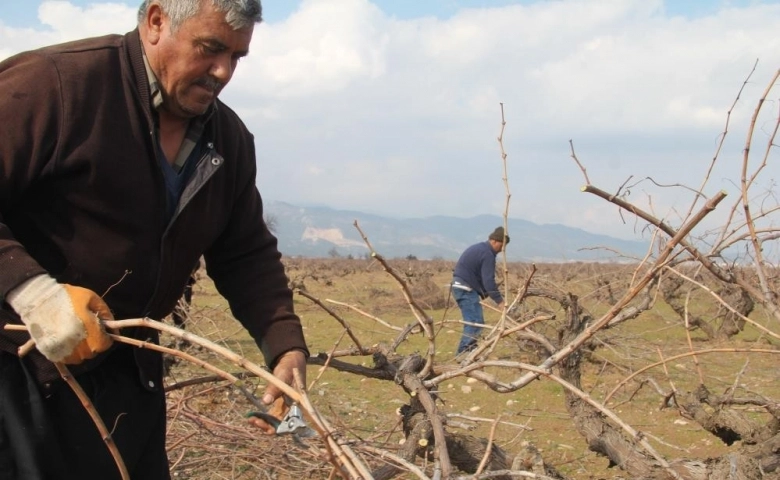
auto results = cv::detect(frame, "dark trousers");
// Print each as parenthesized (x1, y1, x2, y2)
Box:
(0, 349, 170, 480)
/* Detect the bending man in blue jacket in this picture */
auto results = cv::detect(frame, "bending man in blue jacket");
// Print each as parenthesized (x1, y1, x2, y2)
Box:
(451, 227, 509, 355)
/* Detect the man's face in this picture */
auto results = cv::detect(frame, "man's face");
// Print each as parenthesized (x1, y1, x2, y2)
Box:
(146, 1, 254, 118)
(490, 239, 504, 253)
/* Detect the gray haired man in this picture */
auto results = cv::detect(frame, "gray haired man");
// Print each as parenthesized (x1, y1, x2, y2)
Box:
(0, 1, 307, 478)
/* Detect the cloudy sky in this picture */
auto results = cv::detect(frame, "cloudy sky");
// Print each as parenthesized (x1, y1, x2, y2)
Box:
(2, 0, 779, 241)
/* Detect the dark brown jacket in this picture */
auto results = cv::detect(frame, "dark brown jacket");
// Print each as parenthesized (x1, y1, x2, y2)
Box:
(0, 30, 308, 385)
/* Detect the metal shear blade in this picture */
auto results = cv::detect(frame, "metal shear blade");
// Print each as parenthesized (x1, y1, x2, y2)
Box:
(276, 404, 308, 435)
(246, 402, 315, 438)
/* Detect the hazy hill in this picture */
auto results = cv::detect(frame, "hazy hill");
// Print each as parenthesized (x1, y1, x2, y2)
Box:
(265, 201, 649, 262)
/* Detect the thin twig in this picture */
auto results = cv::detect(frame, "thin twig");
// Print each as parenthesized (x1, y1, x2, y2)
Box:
(475, 414, 501, 476)
(353, 221, 436, 378)
(54, 363, 130, 480)
(605, 348, 780, 403)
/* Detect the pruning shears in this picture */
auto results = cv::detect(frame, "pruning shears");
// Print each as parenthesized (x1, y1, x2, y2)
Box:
(246, 402, 315, 437)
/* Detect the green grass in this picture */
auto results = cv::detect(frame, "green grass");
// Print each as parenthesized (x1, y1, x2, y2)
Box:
(162, 258, 780, 479)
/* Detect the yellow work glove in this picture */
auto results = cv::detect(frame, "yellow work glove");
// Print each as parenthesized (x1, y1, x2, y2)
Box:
(7, 274, 114, 364)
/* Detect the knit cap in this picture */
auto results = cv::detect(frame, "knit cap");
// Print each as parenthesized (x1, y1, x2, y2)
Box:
(488, 226, 509, 244)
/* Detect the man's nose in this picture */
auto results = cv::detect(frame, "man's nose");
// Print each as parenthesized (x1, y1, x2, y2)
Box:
(210, 56, 234, 85)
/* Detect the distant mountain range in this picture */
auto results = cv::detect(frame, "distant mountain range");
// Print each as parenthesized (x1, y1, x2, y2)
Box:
(265, 201, 649, 262)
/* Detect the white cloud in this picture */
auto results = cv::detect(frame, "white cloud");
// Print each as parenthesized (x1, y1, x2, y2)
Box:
(2, 0, 779, 241)
(37, 1, 136, 39)
(0, 2, 135, 58)
(237, 0, 389, 97)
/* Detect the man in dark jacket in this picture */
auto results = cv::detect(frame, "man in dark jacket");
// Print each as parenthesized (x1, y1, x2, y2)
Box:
(0, 1, 308, 478)
(451, 227, 509, 355)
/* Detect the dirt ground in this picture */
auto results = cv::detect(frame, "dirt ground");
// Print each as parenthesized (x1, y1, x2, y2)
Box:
(159, 258, 780, 479)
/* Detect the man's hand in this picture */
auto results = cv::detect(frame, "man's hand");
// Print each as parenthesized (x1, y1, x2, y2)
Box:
(247, 349, 307, 434)
(7, 274, 113, 364)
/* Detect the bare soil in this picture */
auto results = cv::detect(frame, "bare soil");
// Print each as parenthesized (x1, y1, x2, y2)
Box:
(160, 258, 780, 479)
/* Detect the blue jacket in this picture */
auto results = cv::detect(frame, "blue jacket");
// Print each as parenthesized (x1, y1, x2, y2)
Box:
(452, 241, 503, 304)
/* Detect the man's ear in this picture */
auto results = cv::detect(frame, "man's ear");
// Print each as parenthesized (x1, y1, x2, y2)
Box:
(142, 3, 166, 45)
